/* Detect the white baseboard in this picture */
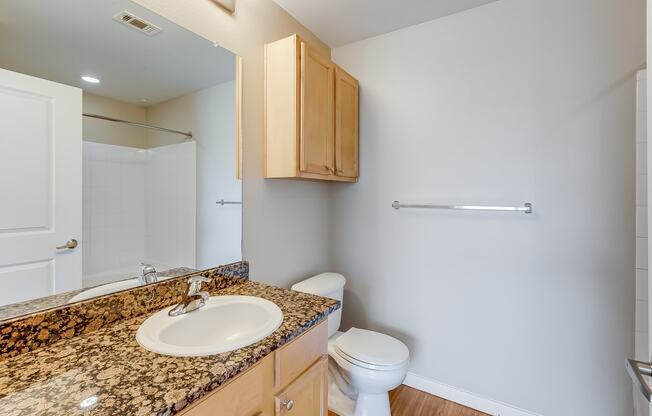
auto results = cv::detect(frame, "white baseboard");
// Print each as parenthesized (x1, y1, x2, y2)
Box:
(403, 372, 541, 416)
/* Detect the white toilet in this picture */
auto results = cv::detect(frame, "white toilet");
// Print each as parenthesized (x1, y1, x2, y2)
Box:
(292, 273, 409, 416)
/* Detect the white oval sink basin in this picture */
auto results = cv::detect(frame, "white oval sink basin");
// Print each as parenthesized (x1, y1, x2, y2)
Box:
(68, 278, 140, 303)
(136, 296, 283, 357)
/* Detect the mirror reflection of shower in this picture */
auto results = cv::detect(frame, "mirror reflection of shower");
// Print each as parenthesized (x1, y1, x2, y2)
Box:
(81, 83, 241, 289)
(0, 0, 242, 312)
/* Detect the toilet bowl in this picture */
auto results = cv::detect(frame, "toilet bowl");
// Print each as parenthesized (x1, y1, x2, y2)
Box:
(291, 273, 410, 416)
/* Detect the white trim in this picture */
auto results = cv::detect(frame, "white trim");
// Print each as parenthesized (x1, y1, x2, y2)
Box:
(403, 372, 541, 416)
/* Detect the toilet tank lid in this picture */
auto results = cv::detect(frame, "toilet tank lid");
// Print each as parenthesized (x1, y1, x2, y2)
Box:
(291, 273, 346, 296)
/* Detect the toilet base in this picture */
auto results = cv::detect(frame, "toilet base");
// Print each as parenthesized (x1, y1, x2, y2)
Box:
(328, 378, 391, 416)
(354, 392, 390, 416)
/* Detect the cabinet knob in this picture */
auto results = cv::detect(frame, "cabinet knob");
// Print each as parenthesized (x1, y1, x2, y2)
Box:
(282, 399, 294, 411)
(324, 165, 335, 174)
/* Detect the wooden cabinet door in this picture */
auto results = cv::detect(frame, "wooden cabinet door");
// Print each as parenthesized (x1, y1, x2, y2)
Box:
(275, 321, 327, 392)
(179, 354, 274, 416)
(334, 67, 359, 179)
(275, 356, 328, 416)
(300, 42, 334, 176)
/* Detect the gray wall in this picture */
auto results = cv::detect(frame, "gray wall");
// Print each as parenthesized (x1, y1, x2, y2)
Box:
(331, 0, 644, 415)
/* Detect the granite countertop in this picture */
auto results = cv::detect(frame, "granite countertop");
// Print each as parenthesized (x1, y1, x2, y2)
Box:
(0, 267, 198, 322)
(0, 281, 339, 416)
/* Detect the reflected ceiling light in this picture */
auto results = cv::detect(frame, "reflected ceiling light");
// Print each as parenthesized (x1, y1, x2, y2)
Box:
(81, 75, 100, 84)
(79, 395, 98, 410)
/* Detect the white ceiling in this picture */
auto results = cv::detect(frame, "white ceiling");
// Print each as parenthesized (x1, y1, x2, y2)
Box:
(273, 0, 498, 47)
(0, 0, 235, 106)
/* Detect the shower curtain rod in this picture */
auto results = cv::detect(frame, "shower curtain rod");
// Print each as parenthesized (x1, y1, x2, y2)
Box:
(83, 113, 193, 139)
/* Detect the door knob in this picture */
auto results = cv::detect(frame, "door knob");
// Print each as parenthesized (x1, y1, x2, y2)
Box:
(56, 239, 78, 250)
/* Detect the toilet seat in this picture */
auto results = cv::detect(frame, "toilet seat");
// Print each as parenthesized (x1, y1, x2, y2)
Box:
(333, 328, 409, 371)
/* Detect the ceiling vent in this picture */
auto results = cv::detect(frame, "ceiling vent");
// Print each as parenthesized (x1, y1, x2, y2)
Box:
(113, 11, 162, 36)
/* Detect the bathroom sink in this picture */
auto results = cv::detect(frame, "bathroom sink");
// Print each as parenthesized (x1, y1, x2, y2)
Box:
(136, 296, 283, 357)
(68, 278, 140, 303)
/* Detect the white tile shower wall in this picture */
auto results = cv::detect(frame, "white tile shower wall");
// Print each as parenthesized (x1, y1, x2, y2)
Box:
(82, 142, 146, 285)
(635, 70, 648, 416)
(82, 141, 196, 286)
(144, 141, 196, 269)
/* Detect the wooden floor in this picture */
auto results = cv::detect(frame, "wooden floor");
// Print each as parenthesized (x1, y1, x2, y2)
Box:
(328, 385, 490, 416)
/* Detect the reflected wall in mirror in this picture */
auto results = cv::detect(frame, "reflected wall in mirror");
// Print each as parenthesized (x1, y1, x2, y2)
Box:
(0, 0, 242, 319)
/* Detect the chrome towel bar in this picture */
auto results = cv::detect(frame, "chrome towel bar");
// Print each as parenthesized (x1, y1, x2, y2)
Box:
(216, 199, 242, 206)
(392, 201, 533, 214)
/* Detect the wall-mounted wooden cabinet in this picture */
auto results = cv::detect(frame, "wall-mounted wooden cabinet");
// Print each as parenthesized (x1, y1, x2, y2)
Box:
(264, 34, 359, 182)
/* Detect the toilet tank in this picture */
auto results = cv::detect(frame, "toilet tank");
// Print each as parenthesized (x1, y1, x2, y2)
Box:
(291, 273, 346, 338)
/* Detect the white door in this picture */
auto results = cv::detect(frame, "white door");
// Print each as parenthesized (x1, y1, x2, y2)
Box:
(0, 68, 82, 307)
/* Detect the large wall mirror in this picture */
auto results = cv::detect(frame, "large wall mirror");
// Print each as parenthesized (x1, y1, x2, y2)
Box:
(0, 0, 242, 319)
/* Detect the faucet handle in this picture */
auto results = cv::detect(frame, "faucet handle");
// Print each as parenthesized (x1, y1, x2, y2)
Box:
(187, 275, 211, 295)
(188, 275, 211, 284)
(139, 263, 158, 285)
(141, 263, 156, 274)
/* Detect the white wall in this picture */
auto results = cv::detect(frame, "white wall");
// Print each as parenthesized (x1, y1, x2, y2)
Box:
(146, 81, 241, 269)
(332, 1, 644, 415)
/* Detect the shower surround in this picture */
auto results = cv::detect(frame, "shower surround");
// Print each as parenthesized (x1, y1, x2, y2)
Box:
(82, 140, 196, 287)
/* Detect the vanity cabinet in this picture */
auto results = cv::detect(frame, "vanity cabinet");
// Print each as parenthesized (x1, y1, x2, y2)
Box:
(179, 321, 328, 416)
(264, 34, 359, 182)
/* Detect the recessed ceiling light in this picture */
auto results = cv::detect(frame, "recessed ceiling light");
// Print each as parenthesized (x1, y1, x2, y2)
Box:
(81, 76, 100, 84)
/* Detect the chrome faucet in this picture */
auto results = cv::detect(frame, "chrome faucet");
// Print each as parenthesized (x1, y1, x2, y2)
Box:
(168, 276, 212, 317)
(140, 263, 158, 285)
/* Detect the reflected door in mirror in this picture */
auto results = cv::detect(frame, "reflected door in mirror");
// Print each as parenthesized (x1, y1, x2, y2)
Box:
(0, 68, 82, 306)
